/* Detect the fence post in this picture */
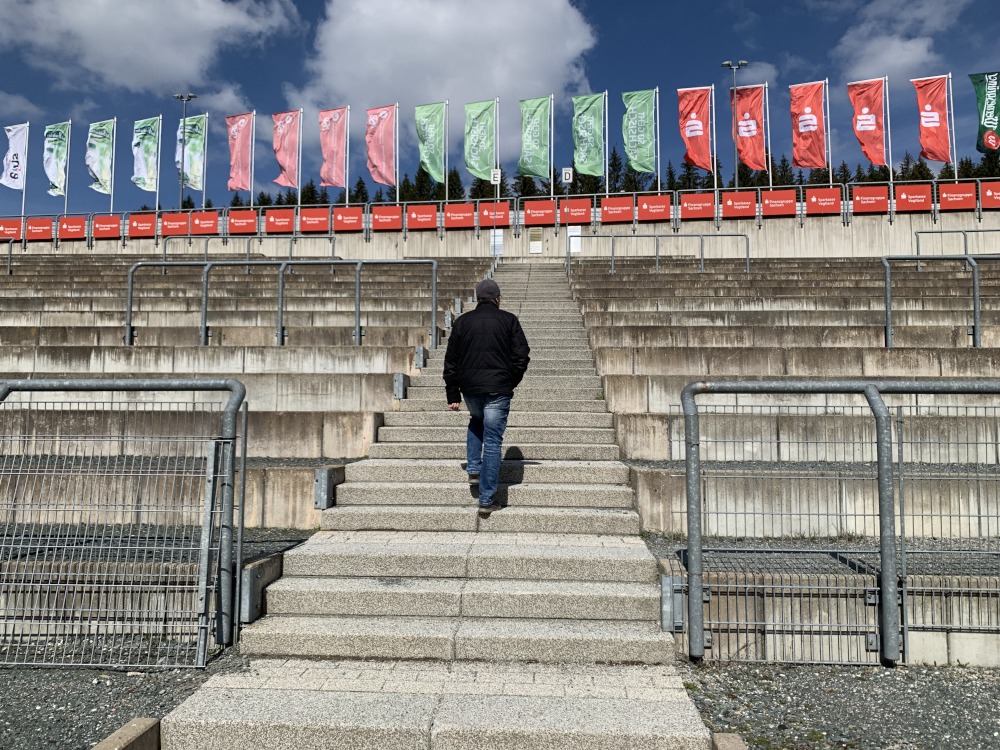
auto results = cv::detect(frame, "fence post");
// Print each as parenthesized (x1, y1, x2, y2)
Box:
(681, 382, 705, 661)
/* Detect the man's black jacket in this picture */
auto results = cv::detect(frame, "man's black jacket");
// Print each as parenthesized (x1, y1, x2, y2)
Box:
(443, 300, 530, 404)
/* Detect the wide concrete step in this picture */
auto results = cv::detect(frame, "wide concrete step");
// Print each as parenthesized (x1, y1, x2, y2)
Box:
(404, 386, 604, 401)
(376, 426, 617, 444)
(319, 505, 642, 535)
(421, 364, 597, 376)
(265, 577, 658, 620)
(368, 442, 620, 461)
(343, 458, 630, 484)
(382, 411, 613, 428)
(160, 660, 709, 750)
(335, 482, 634, 508)
(239, 616, 676, 664)
(398, 398, 610, 413)
(281, 531, 657, 582)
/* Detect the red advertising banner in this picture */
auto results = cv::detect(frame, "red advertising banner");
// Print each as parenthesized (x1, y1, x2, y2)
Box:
(333, 206, 365, 232)
(371, 205, 403, 231)
(191, 211, 219, 235)
(25, 218, 52, 241)
(228, 209, 259, 234)
(58, 216, 87, 240)
(128, 214, 156, 238)
(851, 185, 889, 214)
(721, 191, 757, 219)
(161, 213, 190, 236)
(805, 187, 841, 215)
(444, 203, 476, 228)
(560, 197, 592, 225)
(981, 181, 1000, 210)
(407, 204, 437, 230)
(912, 76, 951, 163)
(265, 208, 295, 233)
(678, 87, 713, 172)
(790, 81, 827, 169)
(894, 184, 933, 212)
(299, 207, 330, 233)
(333, 206, 364, 232)
(937, 183, 976, 211)
(761, 189, 798, 217)
(636, 194, 671, 222)
(0, 219, 21, 239)
(601, 196, 634, 223)
(94, 216, 122, 239)
(480, 202, 510, 228)
(524, 199, 557, 226)
(731, 85, 767, 171)
(680, 193, 715, 220)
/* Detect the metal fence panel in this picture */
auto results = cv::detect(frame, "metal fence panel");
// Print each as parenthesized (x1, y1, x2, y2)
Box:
(0, 380, 244, 669)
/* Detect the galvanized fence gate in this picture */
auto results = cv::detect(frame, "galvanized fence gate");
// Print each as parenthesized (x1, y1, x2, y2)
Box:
(671, 380, 1000, 666)
(0, 379, 246, 669)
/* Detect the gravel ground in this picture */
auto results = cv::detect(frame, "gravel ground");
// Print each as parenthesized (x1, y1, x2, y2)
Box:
(2, 528, 999, 749)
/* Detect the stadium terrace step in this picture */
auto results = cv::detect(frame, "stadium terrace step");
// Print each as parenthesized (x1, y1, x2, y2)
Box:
(382, 411, 613, 427)
(375, 426, 616, 444)
(334, 481, 635, 508)
(367, 442, 620, 461)
(342, 458, 630, 484)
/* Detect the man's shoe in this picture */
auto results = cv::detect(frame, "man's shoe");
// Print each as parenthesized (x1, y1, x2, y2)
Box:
(468, 473, 480, 485)
(477, 501, 502, 515)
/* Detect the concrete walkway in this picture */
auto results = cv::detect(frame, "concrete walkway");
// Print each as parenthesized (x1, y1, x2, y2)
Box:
(161, 260, 711, 749)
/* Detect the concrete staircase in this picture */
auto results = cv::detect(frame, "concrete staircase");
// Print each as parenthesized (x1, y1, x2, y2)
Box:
(161, 260, 710, 749)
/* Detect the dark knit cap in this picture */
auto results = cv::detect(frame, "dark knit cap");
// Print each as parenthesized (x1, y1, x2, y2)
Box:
(475, 278, 501, 301)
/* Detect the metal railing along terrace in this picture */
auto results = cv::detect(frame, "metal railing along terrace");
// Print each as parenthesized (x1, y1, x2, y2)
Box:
(0, 378, 246, 669)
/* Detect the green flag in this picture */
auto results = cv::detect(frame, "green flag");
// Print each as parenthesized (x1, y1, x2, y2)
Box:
(42, 121, 70, 197)
(464, 99, 495, 181)
(572, 93, 604, 177)
(970, 72, 1000, 154)
(176, 113, 207, 190)
(622, 89, 656, 173)
(85, 119, 115, 195)
(415, 102, 446, 183)
(131, 116, 160, 192)
(518, 96, 550, 179)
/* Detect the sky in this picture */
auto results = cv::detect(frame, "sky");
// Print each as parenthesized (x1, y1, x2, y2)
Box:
(0, 0, 997, 217)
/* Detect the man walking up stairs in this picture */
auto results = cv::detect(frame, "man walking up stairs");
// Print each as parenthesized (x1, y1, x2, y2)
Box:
(161, 260, 710, 749)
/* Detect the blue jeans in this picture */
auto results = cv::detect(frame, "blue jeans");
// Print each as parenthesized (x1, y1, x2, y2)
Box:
(463, 393, 511, 506)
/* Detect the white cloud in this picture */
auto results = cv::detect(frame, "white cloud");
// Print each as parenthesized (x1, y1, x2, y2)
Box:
(832, 0, 974, 83)
(0, 91, 44, 121)
(287, 0, 597, 171)
(0, 0, 299, 93)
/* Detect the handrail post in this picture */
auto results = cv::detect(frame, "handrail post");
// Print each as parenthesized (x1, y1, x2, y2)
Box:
(354, 261, 363, 345)
(863, 385, 900, 667)
(699, 235, 705, 273)
(125, 263, 139, 345)
(968, 256, 981, 348)
(610, 236, 615, 275)
(200, 263, 216, 346)
(5, 239, 12, 275)
(681, 382, 705, 661)
(655, 236, 660, 274)
(743, 234, 750, 273)
(276, 262, 289, 347)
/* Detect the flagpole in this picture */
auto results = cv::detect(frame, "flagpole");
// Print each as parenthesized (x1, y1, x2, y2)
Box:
(494, 96, 500, 208)
(109, 118, 117, 214)
(155, 115, 162, 212)
(250, 111, 257, 208)
(947, 72, 957, 182)
(885, 77, 894, 185)
(20, 124, 28, 220)
(655, 85, 661, 192)
(711, 85, 718, 197)
(445, 99, 450, 202)
(765, 83, 773, 188)
(394, 102, 399, 200)
(549, 93, 554, 199)
(345, 106, 350, 205)
(297, 108, 303, 206)
(64, 121, 72, 215)
(202, 112, 208, 209)
(824, 79, 832, 187)
(603, 90, 609, 196)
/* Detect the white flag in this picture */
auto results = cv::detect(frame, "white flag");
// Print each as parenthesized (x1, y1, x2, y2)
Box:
(1, 123, 28, 191)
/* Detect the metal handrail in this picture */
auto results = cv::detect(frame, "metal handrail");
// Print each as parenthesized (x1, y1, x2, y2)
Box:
(914, 228, 1000, 260)
(682, 378, 1000, 668)
(4, 238, 13, 275)
(882, 254, 1000, 348)
(125, 258, 439, 348)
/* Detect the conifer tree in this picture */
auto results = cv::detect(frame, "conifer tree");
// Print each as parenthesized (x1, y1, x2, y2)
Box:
(664, 161, 678, 191)
(349, 177, 369, 204)
(256, 191, 274, 206)
(606, 147, 624, 193)
(773, 155, 794, 186)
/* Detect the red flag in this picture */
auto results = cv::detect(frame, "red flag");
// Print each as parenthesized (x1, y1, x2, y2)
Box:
(912, 75, 951, 163)
(366, 105, 396, 186)
(226, 112, 253, 192)
(272, 110, 300, 188)
(678, 87, 712, 172)
(790, 81, 826, 169)
(731, 85, 766, 171)
(319, 107, 348, 188)
(847, 79, 886, 166)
